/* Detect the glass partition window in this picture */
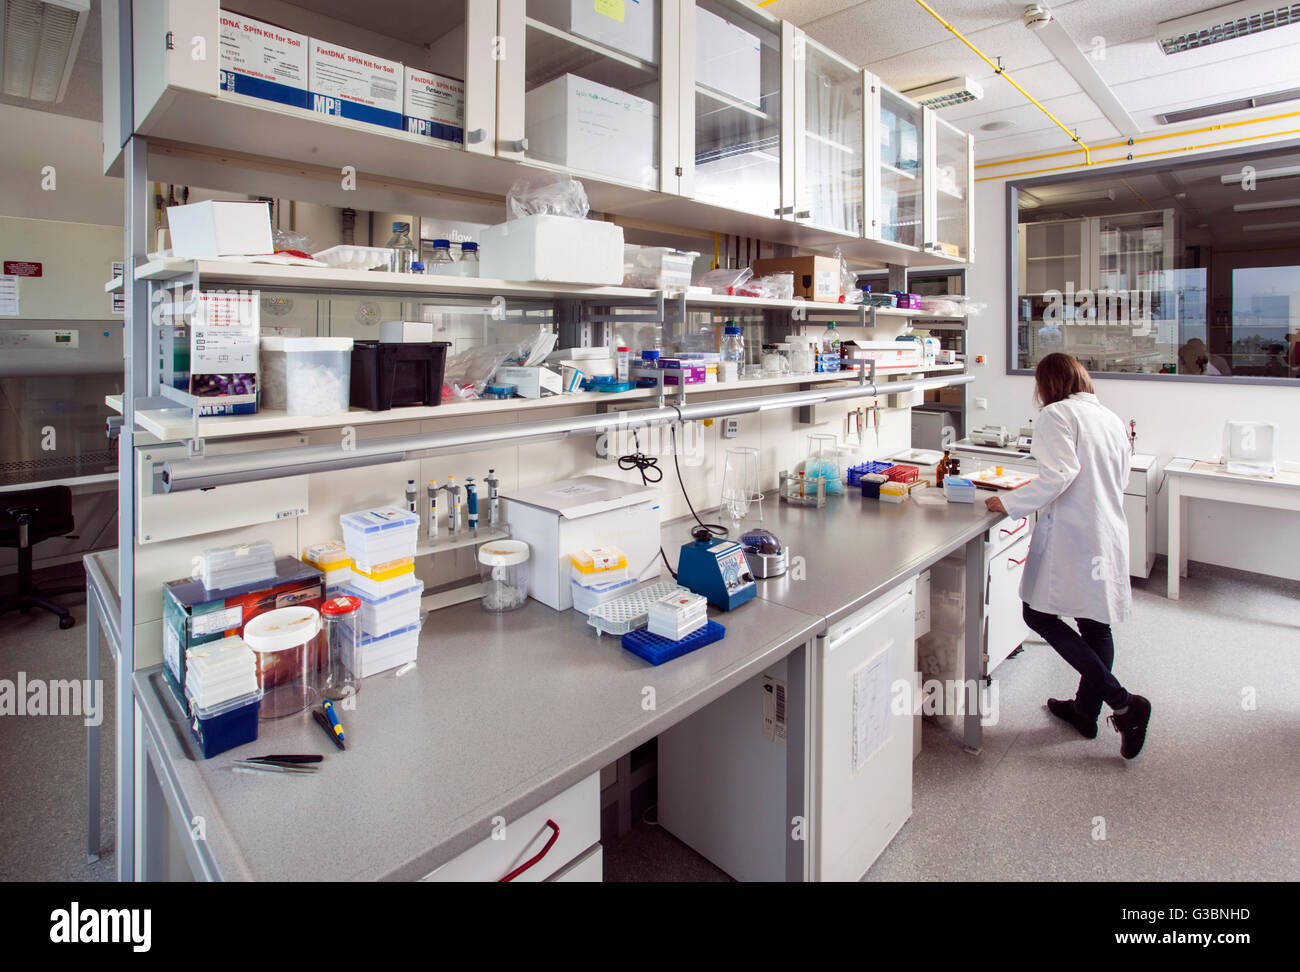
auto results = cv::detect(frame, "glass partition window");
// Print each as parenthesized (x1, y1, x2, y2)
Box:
(1012, 144, 1300, 381)
(693, 1, 781, 217)
(878, 88, 923, 248)
(800, 42, 863, 235)
(932, 119, 969, 260)
(524, 0, 661, 189)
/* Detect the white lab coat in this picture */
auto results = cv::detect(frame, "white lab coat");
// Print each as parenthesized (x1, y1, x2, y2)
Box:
(999, 393, 1133, 624)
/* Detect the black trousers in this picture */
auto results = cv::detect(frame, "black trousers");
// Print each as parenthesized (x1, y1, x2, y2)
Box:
(1022, 603, 1131, 721)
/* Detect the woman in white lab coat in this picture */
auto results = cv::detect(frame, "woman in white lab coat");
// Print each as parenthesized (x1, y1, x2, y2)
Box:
(985, 353, 1152, 759)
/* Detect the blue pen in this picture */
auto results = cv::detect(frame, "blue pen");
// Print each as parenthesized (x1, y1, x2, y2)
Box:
(466, 477, 478, 537)
(321, 699, 345, 744)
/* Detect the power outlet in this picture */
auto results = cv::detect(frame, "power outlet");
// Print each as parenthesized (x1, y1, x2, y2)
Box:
(974, 397, 988, 410)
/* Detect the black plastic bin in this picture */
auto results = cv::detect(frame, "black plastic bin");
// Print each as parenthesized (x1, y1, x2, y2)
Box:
(350, 340, 451, 411)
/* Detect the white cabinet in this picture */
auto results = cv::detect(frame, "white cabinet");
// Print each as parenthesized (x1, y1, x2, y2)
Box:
(924, 113, 974, 262)
(813, 582, 916, 881)
(1125, 454, 1158, 578)
(421, 772, 601, 882)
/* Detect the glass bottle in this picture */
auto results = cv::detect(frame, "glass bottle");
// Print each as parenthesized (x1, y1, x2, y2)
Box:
(458, 241, 480, 277)
(385, 221, 416, 273)
(721, 324, 744, 364)
(935, 450, 951, 488)
(428, 238, 456, 273)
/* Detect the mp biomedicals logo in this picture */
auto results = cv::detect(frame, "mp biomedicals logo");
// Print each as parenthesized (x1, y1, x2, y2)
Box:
(49, 903, 151, 952)
(0, 673, 102, 727)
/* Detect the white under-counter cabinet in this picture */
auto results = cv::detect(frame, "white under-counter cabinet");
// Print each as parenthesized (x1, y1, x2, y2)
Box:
(1125, 454, 1158, 578)
(421, 773, 601, 882)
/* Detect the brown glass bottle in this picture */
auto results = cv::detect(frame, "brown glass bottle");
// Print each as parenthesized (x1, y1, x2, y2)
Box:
(935, 450, 951, 488)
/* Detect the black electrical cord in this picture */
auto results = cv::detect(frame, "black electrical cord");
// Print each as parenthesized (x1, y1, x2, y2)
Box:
(669, 420, 727, 541)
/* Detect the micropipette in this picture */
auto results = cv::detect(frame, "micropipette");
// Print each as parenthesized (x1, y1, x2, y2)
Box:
(466, 477, 478, 537)
(486, 468, 500, 528)
(426, 480, 438, 540)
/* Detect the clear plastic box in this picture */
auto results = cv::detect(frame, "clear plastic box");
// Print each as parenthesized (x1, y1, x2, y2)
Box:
(623, 245, 700, 289)
(357, 620, 421, 677)
(201, 540, 276, 591)
(285, 337, 353, 416)
(571, 575, 637, 616)
(340, 507, 420, 571)
(340, 579, 424, 636)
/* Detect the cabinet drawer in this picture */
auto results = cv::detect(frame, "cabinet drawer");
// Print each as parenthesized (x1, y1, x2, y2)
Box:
(421, 773, 600, 882)
(986, 534, 1032, 672)
(986, 513, 1032, 558)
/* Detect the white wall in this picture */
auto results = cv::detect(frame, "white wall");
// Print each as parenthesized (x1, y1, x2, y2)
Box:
(0, 105, 123, 224)
(967, 161, 1300, 582)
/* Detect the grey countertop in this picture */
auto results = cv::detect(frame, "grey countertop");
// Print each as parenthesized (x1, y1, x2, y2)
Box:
(134, 488, 1002, 881)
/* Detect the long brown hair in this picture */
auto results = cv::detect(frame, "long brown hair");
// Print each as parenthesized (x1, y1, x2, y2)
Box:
(1034, 353, 1094, 407)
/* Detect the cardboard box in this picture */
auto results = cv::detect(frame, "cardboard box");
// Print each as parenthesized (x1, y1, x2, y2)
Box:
(751, 256, 841, 302)
(218, 12, 308, 109)
(189, 290, 261, 416)
(479, 214, 624, 285)
(696, 6, 762, 108)
(501, 476, 662, 611)
(308, 39, 402, 129)
(938, 385, 964, 405)
(841, 340, 922, 372)
(162, 558, 324, 709)
(496, 365, 562, 399)
(167, 200, 274, 258)
(525, 74, 657, 188)
(532, 0, 658, 64)
(404, 68, 465, 142)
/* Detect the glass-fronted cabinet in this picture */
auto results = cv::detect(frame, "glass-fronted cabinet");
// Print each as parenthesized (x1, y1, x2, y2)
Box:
(686, 0, 783, 218)
(790, 30, 864, 236)
(926, 113, 974, 261)
(498, 0, 676, 192)
(871, 82, 925, 249)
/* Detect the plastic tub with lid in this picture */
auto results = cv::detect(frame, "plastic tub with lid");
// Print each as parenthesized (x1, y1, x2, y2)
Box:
(285, 337, 354, 416)
(478, 539, 530, 613)
(241, 605, 322, 719)
(321, 594, 362, 700)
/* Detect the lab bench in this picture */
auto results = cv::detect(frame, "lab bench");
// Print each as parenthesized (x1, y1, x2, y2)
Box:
(112, 493, 1006, 882)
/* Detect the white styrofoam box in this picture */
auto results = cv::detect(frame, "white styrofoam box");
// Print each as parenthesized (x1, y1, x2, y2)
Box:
(696, 6, 761, 108)
(479, 214, 623, 285)
(218, 12, 308, 109)
(533, 0, 657, 64)
(380, 320, 435, 343)
(495, 366, 561, 399)
(525, 74, 657, 188)
(422, 772, 600, 881)
(308, 38, 402, 129)
(167, 201, 273, 259)
(404, 67, 465, 142)
(502, 476, 662, 611)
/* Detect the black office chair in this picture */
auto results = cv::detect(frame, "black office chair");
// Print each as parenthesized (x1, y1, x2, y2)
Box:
(1, 485, 79, 630)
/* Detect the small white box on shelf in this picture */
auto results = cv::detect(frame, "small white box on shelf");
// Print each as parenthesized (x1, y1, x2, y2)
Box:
(218, 12, 309, 109)
(532, 0, 658, 63)
(696, 7, 761, 108)
(167, 201, 273, 258)
(403, 68, 465, 142)
(380, 320, 435, 343)
(495, 365, 562, 399)
(525, 74, 657, 188)
(479, 214, 624, 285)
(308, 39, 403, 129)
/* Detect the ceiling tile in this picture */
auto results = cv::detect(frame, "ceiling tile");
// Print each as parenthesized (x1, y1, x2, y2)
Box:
(940, 60, 1082, 121)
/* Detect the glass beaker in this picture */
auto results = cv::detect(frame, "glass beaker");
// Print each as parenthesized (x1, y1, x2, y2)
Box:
(320, 594, 361, 701)
(721, 447, 761, 522)
(806, 433, 840, 488)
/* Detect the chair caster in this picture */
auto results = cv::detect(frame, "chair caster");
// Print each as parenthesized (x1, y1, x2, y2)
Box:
(59, 615, 76, 630)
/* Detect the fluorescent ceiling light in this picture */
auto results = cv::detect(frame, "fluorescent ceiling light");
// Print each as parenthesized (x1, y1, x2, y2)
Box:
(1232, 196, 1300, 212)
(1220, 163, 1300, 183)
(1030, 5, 1141, 136)
(903, 77, 984, 108)
(1157, 1, 1300, 55)
(1242, 220, 1300, 230)
(0, 0, 89, 103)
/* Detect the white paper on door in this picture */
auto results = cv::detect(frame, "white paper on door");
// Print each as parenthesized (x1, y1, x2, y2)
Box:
(851, 646, 892, 771)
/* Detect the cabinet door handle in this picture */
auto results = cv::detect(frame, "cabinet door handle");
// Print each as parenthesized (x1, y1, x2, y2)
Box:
(498, 819, 559, 882)
(826, 588, 911, 651)
(775, 206, 794, 216)
(1008, 556, 1027, 567)
(999, 518, 1028, 537)
(507, 137, 529, 153)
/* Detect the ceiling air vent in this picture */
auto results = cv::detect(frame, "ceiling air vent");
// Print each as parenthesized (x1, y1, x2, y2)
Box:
(1155, 85, 1300, 124)
(903, 76, 984, 108)
(1157, 1, 1300, 54)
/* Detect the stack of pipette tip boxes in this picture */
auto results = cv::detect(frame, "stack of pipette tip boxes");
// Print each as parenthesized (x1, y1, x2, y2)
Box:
(570, 545, 636, 615)
(648, 590, 709, 641)
(184, 635, 261, 758)
(339, 507, 423, 676)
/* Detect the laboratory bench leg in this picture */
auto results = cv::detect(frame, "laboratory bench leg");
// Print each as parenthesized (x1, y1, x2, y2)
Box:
(962, 534, 985, 754)
(86, 598, 101, 863)
(1167, 479, 1182, 599)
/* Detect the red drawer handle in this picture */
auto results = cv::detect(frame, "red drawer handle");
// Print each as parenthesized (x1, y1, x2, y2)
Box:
(1008, 556, 1027, 567)
(999, 518, 1028, 537)
(498, 819, 560, 882)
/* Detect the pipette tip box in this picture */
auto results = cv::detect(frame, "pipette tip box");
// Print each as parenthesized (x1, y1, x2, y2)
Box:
(621, 620, 725, 666)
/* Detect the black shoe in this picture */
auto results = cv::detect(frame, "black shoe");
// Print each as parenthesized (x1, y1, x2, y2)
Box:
(1108, 695, 1152, 760)
(1047, 698, 1098, 739)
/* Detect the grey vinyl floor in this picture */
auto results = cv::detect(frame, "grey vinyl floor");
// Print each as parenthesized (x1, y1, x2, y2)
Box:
(2, 559, 1296, 882)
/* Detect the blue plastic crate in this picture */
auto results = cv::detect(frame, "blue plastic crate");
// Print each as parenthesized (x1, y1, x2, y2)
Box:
(846, 460, 893, 486)
(621, 619, 725, 665)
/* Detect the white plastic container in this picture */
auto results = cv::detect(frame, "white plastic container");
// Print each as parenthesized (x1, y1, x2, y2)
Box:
(340, 579, 423, 637)
(357, 620, 421, 677)
(525, 75, 656, 187)
(648, 590, 708, 641)
(284, 337, 353, 416)
(260, 336, 288, 411)
(340, 507, 420, 571)
(478, 539, 530, 613)
(184, 635, 259, 708)
(479, 214, 623, 285)
(311, 245, 393, 270)
(623, 246, 700, 289)
(241, 605, 322, 719)
(201, 540, 276, 591)
(943, 476, 976, 503)
(571, 575, 637, 616)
